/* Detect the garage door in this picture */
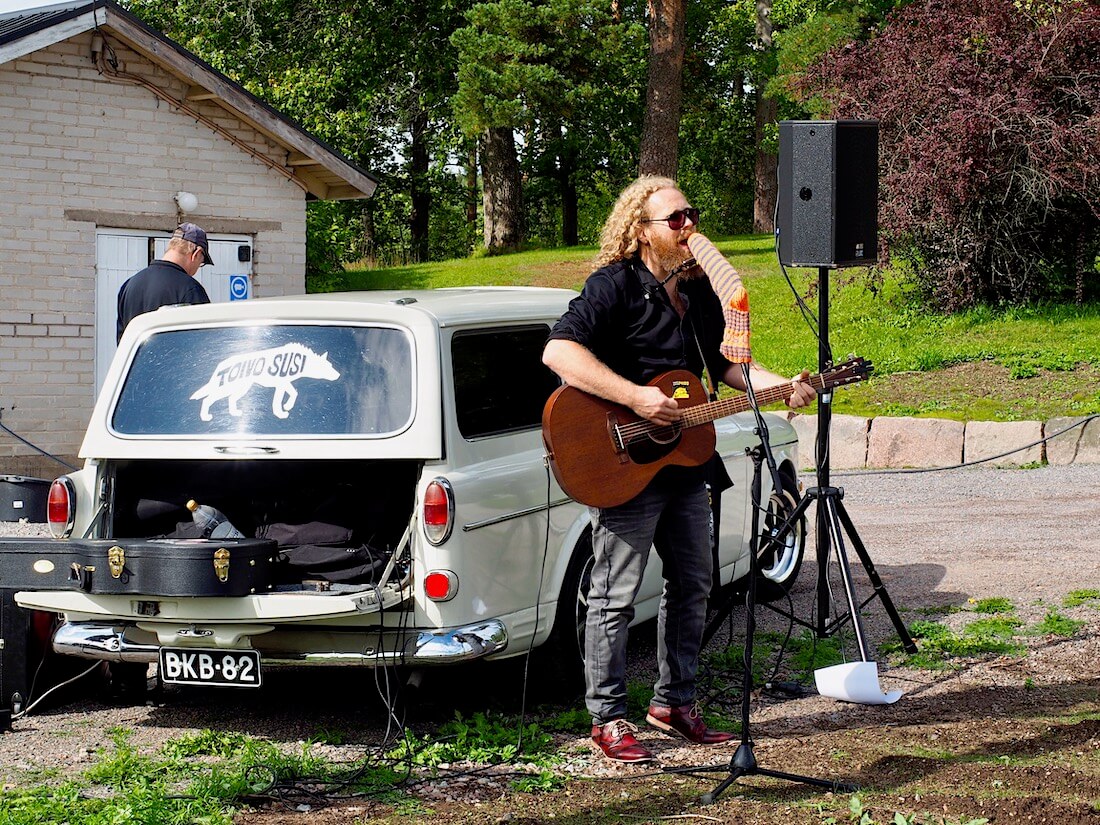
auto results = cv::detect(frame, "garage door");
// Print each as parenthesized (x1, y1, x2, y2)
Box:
(95, 229, 253, 395)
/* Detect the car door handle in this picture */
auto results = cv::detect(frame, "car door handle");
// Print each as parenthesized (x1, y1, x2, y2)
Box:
(213, 446, 280, 455)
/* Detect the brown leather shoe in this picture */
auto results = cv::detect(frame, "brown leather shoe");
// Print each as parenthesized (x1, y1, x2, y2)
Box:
(591, 719, 655, 763)
(646, 703, 736, 745)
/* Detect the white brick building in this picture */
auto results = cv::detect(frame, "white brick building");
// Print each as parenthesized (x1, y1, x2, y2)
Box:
(0, 1, 376, 478)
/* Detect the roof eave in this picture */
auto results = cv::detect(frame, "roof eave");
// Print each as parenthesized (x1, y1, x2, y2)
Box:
(0, 1, 376, 200)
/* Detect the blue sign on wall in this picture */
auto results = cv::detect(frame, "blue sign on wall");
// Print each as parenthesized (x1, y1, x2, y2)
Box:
(229, 274, 250, 301)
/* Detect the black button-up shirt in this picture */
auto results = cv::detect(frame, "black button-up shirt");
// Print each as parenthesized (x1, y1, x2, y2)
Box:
(548, 257, 733, 387)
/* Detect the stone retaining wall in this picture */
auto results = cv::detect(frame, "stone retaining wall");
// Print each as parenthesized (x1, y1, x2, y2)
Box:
(789, 413, 1100, 471)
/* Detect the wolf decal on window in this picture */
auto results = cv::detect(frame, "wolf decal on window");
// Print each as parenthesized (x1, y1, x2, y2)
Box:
(190, 343, 341, 421)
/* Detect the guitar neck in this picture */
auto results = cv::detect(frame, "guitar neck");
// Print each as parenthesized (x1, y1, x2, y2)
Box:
(681, 373, 823, 428)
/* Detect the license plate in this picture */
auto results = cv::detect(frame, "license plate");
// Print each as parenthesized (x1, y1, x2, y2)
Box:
(159, 648, 262, 687)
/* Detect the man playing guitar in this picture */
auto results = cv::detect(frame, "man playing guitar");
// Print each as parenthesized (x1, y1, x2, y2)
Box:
(542, 176, 815, 763)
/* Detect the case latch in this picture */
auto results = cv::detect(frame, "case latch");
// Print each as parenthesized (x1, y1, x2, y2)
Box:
(213, 547, 230, 583)
(69, 562, 93, 591)
(108, 546, 125, 579)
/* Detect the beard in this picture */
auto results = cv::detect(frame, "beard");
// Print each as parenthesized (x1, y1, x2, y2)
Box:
(648, 231, 694, 276)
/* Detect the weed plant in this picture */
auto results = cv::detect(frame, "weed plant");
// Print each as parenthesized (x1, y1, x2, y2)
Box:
(887, 617, 1025, 670)
(1033, 610, 1084, 637)
(970, 597, 1014, 614)
(0, 725, 424, 825)
(842, 793, 990, 825)
(1064, 589, 1100, 608)
(389, 711, 558, 769)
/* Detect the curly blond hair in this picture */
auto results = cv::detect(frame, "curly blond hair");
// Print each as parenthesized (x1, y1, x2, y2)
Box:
(593, 175, 678, 269)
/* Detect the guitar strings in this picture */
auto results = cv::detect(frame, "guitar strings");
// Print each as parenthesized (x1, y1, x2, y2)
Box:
(611, 367, 858, 446)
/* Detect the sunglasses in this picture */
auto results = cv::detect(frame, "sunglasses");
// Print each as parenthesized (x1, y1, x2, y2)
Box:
(640, 207, 700, 231)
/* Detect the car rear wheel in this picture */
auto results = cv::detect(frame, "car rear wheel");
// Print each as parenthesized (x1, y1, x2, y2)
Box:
(755, 468, 806, 602)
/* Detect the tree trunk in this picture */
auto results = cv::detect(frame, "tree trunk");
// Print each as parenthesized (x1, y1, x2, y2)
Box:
(465, 140, 478, 226)
(360, 201, 376, 268)
(480, 126, 524, 252)
(559, 134, 578, 246)
(409, 109, 430, 263)
(752, 0, 777, 234)
(465, 139, 478, 253)
(638, 0, 685, 178)
(752, 94, 778, 234)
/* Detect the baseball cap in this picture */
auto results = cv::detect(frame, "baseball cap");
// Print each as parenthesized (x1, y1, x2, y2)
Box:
(173, 222, 213, 266)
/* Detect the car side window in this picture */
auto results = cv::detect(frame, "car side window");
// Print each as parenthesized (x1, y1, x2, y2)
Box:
(452, 325, 561, 439)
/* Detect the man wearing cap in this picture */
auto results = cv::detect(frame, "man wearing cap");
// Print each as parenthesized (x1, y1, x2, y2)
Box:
(117, 222, 213, 342)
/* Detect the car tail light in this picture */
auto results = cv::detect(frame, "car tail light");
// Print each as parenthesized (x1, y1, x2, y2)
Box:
(424, 570, 457, 602)
(47, 477, 76, 538)
(422, 477, 454, 545)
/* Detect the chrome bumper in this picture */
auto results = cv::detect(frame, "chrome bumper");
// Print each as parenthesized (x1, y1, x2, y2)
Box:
(52, 619, 509, 667)
(404, 619, 508, 664)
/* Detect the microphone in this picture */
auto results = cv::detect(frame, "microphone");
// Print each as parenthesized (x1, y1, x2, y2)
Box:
(642, 257, 698, 300)
(669, 256, 698, 278)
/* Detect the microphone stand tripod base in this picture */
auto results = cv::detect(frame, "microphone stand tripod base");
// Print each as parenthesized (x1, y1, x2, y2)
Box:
(699, 739, 856, 805)
(693, 375, 857, 805)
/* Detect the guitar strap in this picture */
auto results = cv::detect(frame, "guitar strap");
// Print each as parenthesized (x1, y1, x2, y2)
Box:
(687, 315, 720, 402)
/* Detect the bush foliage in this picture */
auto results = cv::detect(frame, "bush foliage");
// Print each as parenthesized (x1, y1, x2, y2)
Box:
(798, 0, 1100, 309)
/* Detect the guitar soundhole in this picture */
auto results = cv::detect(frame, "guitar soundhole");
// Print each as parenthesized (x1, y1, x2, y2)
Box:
(626, 423, 682, 465)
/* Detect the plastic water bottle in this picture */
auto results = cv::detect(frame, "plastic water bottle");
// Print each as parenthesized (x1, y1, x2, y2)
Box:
(185, 499, 245, 539)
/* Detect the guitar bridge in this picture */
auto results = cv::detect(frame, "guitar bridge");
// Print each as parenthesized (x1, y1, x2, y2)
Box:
(607, 414, 627, 458)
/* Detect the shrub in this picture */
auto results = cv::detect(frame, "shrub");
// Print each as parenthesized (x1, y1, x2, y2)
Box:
(798, 0, 1100, 310)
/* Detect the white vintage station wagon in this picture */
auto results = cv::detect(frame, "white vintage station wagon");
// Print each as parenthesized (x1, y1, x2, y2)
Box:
(8, 287, 804, 691)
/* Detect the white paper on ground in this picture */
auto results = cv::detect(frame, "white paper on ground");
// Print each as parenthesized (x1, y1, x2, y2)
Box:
(814, 661, 903, 705)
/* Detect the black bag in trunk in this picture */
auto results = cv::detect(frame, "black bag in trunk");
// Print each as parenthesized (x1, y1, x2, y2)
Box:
(261, 521, 390, 585)
(278, 543, 390, 584)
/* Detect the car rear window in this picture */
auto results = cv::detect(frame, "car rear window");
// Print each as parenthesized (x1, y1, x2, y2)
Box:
(111, 324, 414, 436)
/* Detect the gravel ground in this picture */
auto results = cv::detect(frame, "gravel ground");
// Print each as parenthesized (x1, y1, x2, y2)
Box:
(1, 463, 1098, 801)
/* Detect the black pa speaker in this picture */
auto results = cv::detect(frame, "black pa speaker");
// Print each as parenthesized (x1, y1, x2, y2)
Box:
(778, 120, 878, 269)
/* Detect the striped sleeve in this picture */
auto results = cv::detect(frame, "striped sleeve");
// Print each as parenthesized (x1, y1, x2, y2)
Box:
(686, 233, 752, 363)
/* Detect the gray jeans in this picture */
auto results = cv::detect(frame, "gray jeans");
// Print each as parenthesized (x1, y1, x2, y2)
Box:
(584, 472, 713, 725)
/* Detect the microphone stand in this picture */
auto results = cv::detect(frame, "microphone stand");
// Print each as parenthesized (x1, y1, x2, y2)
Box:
(691, 363, 855, 804)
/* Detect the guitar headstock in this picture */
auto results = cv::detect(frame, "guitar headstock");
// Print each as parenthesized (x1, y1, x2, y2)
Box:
(819, 356, 874, 390)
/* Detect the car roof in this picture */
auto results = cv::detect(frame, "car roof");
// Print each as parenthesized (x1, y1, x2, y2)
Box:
(259, 287, 577, 327)
(125, 286, 578, 332)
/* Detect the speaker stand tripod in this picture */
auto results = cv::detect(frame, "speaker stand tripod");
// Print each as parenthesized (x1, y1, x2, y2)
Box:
(766, 266, 916, 656)
(695, 368, 855, 803)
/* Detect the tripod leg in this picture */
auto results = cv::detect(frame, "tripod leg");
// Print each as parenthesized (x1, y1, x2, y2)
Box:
(815, 489, 831, 639)
(755, 767, 858, 793)
(699, 769, 745, 805)
(833, 498, 918, 654)
(821, 497, 872, 662)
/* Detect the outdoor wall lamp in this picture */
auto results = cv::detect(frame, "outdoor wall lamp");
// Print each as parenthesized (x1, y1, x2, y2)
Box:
(174, 191, 199, 214)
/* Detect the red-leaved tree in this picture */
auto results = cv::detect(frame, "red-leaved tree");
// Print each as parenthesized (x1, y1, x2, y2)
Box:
(798, 0, 1099, 309)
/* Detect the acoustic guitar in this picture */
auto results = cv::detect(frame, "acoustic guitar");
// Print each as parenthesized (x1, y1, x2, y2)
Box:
(541, 357, 873, 508)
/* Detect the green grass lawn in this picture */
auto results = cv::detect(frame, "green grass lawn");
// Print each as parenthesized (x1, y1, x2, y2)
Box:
(339, 236, 1100, 421)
